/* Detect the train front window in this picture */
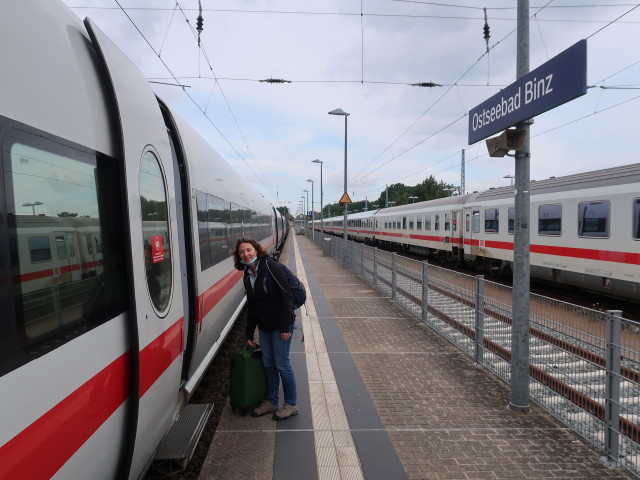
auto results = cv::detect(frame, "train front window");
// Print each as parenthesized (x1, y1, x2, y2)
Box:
(0, 126, 127, 376)
(140, 150, 172, 313)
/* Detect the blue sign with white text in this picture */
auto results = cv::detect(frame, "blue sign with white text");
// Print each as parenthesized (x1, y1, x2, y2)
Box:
(468, 39, 587, 144)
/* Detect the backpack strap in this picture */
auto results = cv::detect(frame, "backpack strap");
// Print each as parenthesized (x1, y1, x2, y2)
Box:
(264, 258, 286, 295)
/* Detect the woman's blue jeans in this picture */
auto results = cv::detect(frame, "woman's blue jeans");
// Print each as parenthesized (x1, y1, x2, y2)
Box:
(259, 324, 297, 406)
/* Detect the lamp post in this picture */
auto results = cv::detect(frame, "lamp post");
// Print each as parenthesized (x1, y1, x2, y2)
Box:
(300, 195, 306, 223)
(328, 108, 350, 249)
(503, 174, 515, 186)
(408, 195, 418, 203)
(23, 201, 44, 215)
(306, 178, 315, 241)
(311, 159, 323, 235)
(303, 189, 309, 223)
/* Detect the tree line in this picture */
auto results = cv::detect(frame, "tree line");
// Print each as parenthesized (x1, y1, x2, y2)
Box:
(279, 175, 458, 219)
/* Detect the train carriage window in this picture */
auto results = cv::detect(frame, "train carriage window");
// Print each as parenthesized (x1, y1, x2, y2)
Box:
(634, 199, 640, 239)
(140, 150, 172, 313)
(416, 217, 422, 229)
(578, 201, 609, 238)
(28, 236, 52, 262)
(484, 209, 499, 233)
(424, 215, 431, 230)
(465, 213, 470, 232)
(409, 217, 414, 230)
(508, 207, 515, 234)
(1, 126, 127, 376)
(444, 213, 451, 232)
(472, 211, 480, 233)
(434, 214, 440, 231)
(539, 204, 562, 236)
(196, 190, 211, 269)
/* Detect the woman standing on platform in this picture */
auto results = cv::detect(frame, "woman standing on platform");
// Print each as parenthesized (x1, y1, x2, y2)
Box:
(233, 238, 299, 420)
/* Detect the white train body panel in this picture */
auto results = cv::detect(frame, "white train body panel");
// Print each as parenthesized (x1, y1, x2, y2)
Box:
(316, 166, 639, 300)
(0, 1, 285, 479)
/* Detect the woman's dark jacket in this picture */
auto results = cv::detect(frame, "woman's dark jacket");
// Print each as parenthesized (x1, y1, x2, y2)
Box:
(243, 257, 294, 341)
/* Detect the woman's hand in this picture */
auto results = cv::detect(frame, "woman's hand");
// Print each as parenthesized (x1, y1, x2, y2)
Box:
(247, 340, 257, 348)
(280, 332, 291, 341)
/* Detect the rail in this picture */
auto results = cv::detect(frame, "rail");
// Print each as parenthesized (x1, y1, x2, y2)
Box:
(308, 230, 640, 477)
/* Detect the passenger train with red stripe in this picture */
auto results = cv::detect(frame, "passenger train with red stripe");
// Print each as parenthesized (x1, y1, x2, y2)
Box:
(0, 1, 287, 479)
(317, 164, 640, 301)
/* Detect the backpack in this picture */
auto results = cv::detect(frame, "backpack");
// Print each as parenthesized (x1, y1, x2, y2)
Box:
(265, 258, 307, 310)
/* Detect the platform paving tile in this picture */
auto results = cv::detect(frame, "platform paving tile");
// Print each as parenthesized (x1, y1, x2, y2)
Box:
(299, 236, 635, 480)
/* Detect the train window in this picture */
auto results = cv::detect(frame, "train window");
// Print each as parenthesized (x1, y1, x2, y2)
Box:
(508, 208, 515, 234)
(55, 236, 67, 260)
(578, 201, 609, 238)
(452, 212, 457, 232)
(472, 211, 480, 233)
(402, 217, 407, 229)
(634, 199, 640, 239)
(444, 213, 451, 232)
(140, 150, 172, 313)
(28, 236, 52, 262)
(424, 215, 431, 230)
(1, 126, 127, 376)
(409, 218, 414, 230)
(465, 213, 470, 232)
(539, 204, 562, 236)
(416, 217, 422, 229)
(484, 209, 499, 233)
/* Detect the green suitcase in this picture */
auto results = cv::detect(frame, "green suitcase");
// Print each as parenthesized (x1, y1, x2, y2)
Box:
(229, 346, 266, 413)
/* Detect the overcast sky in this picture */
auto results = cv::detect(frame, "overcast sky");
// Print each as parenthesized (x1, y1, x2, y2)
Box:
(61, 1, 640, 215)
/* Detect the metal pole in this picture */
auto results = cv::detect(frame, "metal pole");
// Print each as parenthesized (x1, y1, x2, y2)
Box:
(603, 310, 622, 466)
(320, 162, 323, 235)
(343, 115, 348, 248)
(311, 181, 315, 242)
(475, 275, 485, 365)
(510, 0, 531, 412)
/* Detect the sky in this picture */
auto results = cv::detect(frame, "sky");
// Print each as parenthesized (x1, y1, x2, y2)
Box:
(60, 1, 640, 216)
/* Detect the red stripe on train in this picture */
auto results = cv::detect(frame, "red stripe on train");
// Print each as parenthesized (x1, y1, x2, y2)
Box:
(464, 238, 640, 265)
(1, 318, 185, 479)
(1, 351, 130, 479)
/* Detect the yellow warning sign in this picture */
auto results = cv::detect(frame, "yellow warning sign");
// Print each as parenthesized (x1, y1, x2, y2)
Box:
(339, 192, 352, 204)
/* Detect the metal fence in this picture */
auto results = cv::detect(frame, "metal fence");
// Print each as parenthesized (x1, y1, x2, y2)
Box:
(309, 232, 640, 477)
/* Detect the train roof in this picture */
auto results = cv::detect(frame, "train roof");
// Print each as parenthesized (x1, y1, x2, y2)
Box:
(477, 163, 640, 200)
(376, 192, 479, 216)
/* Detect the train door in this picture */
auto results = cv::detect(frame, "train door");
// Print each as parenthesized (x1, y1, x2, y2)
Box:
(86, 19, 186, 479)
(53, 231, 81, 284)
(65, 232, 81, 282)
(464, 207, 473, 258)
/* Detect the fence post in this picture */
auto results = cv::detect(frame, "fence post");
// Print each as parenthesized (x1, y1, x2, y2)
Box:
(373, 247, 378, 288)
(475, 275, 485, 364)
(349, 240, 353, 270)
(421, 261, 429, 324)
(603, 309, 622, 466)
(391, 253, 397, 301)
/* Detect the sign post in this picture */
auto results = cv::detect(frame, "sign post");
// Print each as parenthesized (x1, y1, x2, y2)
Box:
(468, 13, 587, 412)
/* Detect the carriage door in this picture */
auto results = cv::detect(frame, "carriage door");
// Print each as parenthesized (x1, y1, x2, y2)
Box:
(464, 208, 472, 257)
(65, 233, 81, 281)
(86, 18, 186, 479)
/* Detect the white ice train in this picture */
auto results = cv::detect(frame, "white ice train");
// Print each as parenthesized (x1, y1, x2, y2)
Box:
(318, 164, 640, 301)
(0, 1, 287, 479)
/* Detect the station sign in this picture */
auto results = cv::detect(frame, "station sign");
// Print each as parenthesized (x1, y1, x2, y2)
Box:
(468, 39, 587, 145)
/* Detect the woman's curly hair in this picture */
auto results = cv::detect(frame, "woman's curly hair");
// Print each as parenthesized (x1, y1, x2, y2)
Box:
(232, 237, 270, 270)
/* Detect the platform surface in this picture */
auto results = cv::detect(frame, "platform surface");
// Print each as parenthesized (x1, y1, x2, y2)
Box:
(199, 233, 635, 480)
